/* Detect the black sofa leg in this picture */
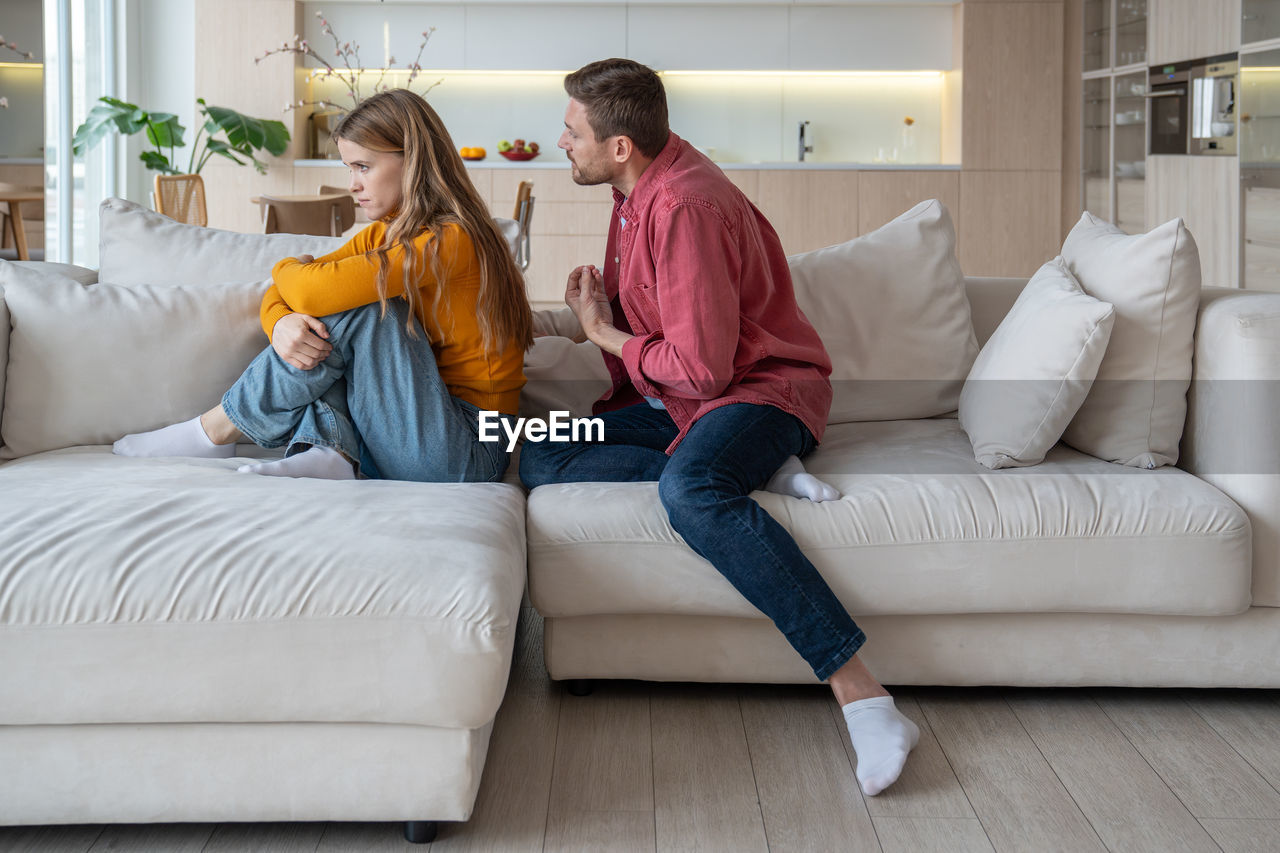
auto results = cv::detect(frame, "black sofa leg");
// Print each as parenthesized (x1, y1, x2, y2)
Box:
(404, 821, 438, 844)
(566, 678, 595, 696)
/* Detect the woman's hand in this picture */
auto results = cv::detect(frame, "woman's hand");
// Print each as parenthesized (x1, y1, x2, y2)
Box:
(565, 265, 611, 333)
(271, 312, 332, 370)
(295, 254, 315, 264)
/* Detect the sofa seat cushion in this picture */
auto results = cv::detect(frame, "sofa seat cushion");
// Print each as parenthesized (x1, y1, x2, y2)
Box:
(0, 448, 526, 729)
(527, 419, 1250, 620)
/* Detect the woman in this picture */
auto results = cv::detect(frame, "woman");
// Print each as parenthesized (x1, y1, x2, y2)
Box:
(114, 89, 533, 482)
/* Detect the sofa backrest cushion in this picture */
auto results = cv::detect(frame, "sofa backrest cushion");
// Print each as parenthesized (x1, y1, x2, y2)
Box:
(0, 263, 266, 459)
(0, 280, 8, 453)
(787, 199, 979, 423)
(959, 257, 1115, 469)
(97, 198, 523, 288)
(963, 276, 1028, 347)
(98, 198, 345, 287)
(1060, 212, 1202, 468)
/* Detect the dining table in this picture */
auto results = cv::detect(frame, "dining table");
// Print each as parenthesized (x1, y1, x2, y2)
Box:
(248, 193, 370, 224)
(0, 189, 43, 262)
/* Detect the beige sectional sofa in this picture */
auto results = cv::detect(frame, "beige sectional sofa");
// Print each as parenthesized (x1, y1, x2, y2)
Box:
(1, 196, 1277, 843)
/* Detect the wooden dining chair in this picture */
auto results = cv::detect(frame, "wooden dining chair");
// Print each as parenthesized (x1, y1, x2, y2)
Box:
(318, 184, 369, 222)
(0, 183, 44, 258)
(512, 181, 534, 271)
(153, 174, 208, 227)
(260, 194, 357, 237)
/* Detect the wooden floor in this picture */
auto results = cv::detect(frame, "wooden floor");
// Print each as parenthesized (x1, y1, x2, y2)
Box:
(5, 609, 1280, 853)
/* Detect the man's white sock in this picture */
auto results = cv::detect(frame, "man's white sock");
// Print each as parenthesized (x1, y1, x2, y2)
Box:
(842, 695, 920, 797)
(113, 416, 234, 459)
(238, 446, 356, 481)
(765, 455, 841, 502)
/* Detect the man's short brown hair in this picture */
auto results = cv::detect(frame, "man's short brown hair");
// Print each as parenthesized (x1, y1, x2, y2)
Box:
(564, 59, 669, 158)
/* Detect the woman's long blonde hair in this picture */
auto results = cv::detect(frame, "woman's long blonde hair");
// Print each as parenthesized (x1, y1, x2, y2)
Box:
(334, 89, 532, 353)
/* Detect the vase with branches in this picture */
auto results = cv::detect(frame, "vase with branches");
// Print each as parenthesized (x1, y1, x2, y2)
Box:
(257, 10, 440, 115)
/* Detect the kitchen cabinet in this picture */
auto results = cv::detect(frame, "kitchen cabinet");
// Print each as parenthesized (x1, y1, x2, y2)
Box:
(1148, 0, 1241, 64)
(1240, 47, 1280, 290)
(1148, 155, 1239, 286)
(1081, 5, 1147, 233)
(1241, 0, 1280, 47)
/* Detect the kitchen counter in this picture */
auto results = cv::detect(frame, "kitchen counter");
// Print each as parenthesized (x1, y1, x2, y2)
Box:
(295, 159, 960, 171)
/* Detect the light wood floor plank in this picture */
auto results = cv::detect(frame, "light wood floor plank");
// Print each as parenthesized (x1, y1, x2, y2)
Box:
(316, 821, 427, 851)
(1094, 689, 1280, 819)
(547, 682, 653, 815)
(650, 684, 768, 853)
(88, 823, 214, 852)
(202, 821, 326, 852)
(1008, 691, 1218, 853)
(1200, 818, 1280, 852)
(918, 692, 1106, 853)
(0, 825, 102, 853)
(1183, 690, 1280, 794)
(871, 817, 994, 853)
(434, 608, 560, 853)
(542, 810, 655, 853)
(739, 685, 880, 853)
(831, 691, 976, 819)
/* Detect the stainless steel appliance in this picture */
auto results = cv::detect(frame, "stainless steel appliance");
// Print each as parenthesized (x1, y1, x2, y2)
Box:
(1190, 54, 1238, 155)
(1147, 61, 1191, 154)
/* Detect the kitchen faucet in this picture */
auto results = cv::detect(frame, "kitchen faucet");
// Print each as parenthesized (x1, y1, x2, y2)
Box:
(798, 120, 813, 162)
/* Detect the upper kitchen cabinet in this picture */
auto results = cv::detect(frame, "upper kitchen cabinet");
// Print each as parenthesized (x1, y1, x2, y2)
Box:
(628, 6, 788, 71)
(1242, 0, 1280, 47)
(1148, 0, 1242, 65)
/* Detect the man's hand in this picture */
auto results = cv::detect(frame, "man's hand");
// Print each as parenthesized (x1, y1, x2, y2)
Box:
(565, 264, 612, 333)
(564, 264, 633, 357)
(272, 312, 332, 370)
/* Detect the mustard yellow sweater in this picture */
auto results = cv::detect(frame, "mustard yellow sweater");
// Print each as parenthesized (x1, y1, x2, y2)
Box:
(261, 221, 524, 415)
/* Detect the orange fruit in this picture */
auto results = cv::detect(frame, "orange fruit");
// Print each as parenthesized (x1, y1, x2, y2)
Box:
(475, 147, 486, 158)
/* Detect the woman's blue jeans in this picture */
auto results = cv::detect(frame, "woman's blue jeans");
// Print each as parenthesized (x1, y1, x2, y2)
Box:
(519, 401, 866, 680)
(222, 300, 508, 483)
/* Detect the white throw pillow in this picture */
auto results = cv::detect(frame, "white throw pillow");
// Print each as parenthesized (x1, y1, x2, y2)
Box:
(959, 257, 1115, 469)
(787, 199, 978, 423)
(0, 263, 267, 459)
(1060, 212, 1202, 468)
(98, 198, 345, 286)
(98, 198, 523, 287)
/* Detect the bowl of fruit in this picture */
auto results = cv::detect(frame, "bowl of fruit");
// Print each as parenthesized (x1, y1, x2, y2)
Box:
(498, 139, 540, 161)
(459, 146, 487, 161)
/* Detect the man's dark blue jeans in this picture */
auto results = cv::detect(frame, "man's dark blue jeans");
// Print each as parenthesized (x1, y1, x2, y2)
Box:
(519, 401, 866, 680)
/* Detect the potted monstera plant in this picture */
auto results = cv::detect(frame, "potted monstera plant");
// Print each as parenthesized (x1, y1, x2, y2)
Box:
(72, 96, 290, 175)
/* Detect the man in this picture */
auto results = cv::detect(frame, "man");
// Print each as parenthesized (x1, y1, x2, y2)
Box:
(519, 58, 918, 797)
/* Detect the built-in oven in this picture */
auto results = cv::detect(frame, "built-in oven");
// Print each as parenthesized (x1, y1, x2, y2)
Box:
(1190, 54, 1238, 155)
(1147, 61, 1192, 154)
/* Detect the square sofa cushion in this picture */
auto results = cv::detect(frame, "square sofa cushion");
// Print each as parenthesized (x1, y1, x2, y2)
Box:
(787, 199, 979, 423)
(1060, 212, 1201, 468)
(97, 197, 523, 288)
(959, 257, 1115, 469)
(98, 198, 346, 286)
(0, 263, 266, 459)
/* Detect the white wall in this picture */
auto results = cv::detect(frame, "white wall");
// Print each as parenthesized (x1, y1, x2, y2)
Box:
(120, 0, 194, 205)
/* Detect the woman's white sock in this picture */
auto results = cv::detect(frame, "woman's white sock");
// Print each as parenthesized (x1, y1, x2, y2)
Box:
(842, 695, 920, 797)
(238, 446, 356, 481)
(113, 416, 234, 459)
(765, 455, 841, 502)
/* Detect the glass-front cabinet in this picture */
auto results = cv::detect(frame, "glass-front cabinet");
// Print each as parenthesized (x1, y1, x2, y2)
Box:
(1240, 47, 1280, 291)
(1084, 78, 1111, 219)
(1081, 1, 1147, 232)
(1243, 0, 1280, 47)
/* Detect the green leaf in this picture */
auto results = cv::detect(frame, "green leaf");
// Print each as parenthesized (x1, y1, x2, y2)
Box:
(202, 104, 291, 157)
(72, 97, 147, 155)
(143, 113, 186, 149)
(139, 150, 178, 174)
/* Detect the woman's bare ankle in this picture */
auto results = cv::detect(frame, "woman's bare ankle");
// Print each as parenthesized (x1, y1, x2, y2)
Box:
(200, 406, 244, 446)
(829, 655, 891, 706)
